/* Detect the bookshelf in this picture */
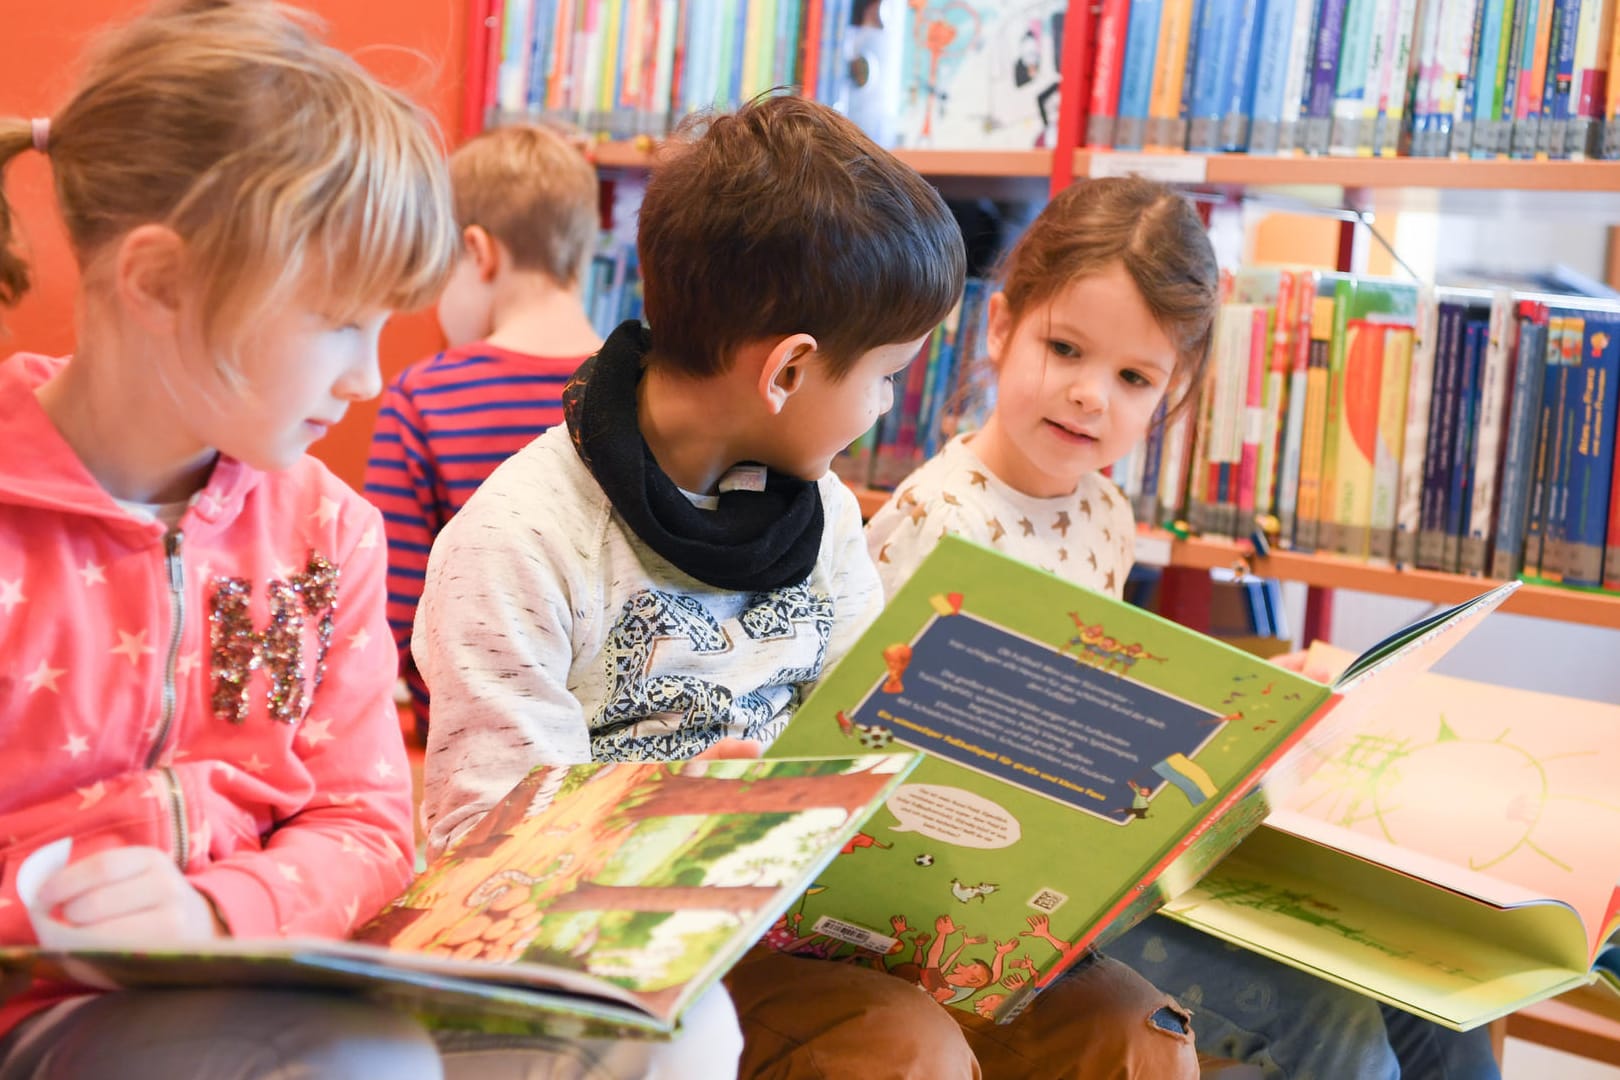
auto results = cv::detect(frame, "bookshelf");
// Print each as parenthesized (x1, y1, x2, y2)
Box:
(850, 483, 1620, 630)
(591, 140, 1620, 192)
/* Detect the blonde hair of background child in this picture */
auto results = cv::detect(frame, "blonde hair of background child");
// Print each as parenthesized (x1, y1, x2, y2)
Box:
(0, 0, 457, 357)
(450, 123, 599, 289)
(995, 176, 1219, 417)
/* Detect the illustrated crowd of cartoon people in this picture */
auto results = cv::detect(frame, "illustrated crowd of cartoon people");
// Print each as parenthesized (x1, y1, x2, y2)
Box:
(1059, 612, 1167, 675)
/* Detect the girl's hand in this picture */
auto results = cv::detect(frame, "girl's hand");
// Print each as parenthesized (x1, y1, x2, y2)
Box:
(34, 847, 225, 944)
(1272, 651, 1333, 684)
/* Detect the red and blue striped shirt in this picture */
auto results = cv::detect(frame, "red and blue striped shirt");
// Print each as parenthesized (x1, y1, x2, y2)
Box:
(363, 342, 589, 732)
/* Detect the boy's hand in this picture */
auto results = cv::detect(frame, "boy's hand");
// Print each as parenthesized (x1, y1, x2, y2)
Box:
(1272, 651, 1333, 683)
(34, 847, 225, 945)
(693, 738, 763, 761)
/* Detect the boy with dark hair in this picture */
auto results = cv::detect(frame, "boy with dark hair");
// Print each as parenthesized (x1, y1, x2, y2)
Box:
(418, 94, 1195, 1078)
(365, 122, 603, 737)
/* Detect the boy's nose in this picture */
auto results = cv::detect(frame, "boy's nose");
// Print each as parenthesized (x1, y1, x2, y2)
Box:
(338, 345, 384, 402)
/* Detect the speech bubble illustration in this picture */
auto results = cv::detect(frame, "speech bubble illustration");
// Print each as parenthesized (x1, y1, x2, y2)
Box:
(887, 784, 1021, 849)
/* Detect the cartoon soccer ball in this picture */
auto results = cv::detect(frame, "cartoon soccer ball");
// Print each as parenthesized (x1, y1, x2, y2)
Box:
(856, 724, 894, 750)
(914, 853, 934, 867)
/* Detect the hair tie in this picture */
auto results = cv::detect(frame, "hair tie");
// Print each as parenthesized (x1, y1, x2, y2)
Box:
(30, 117, 49, 154)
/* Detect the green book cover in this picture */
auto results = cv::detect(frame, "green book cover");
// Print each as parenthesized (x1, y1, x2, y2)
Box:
(2, 756, 917, 1039)
(764, 536, 1518, 1024)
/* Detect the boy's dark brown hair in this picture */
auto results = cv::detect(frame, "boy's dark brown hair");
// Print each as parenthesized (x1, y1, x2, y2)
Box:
(999, 176, 1219, 412)
(450, 122, 599, 288)
(636, 93, 966, 380)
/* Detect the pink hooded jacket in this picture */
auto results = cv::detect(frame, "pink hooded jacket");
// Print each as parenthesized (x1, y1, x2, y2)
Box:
(0, 354, 415, 1035)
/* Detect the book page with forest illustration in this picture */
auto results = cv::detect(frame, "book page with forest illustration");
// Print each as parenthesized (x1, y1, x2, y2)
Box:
(5, 756, 916, 1037)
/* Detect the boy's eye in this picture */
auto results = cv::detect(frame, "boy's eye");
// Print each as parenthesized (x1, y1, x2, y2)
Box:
(1048, 340, 1078, 358)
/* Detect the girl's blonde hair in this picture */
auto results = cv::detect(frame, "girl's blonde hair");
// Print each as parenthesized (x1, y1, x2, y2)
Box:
(998, 177, 1219, 414)
(0, 0, 456, 354)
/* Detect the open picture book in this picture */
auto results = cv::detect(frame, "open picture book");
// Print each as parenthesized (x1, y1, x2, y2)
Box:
(1162, 641, 1620, 1031)
(1, 755, 917, 1039)
(765, 535, 1517, 1024)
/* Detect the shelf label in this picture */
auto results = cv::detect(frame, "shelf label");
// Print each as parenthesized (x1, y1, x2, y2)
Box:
(1089, 152, 1208, 184)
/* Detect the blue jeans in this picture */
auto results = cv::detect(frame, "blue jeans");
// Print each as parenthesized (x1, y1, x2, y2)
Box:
(1111, 916, 1500, 1080)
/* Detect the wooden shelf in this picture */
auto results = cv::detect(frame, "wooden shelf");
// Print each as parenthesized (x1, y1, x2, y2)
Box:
(847, 486, 1620, 628)
(596, 138, 1620, 190)
(1154, 530, 1620, 630)
(1071, 151, 1620, 192)
(591, 139, 1053, 177)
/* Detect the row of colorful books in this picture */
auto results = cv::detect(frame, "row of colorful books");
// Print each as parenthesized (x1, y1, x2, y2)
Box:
(1122, 270, 1620, 591)
(1085, 0, 1620, 160)
(473, 0, 1620, 161)
(479, 0, 817, 138)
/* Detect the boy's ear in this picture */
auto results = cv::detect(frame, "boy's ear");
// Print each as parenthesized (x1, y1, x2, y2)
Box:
(757, 333, 819, 414)
(985, 292, 1012, 369)
(113, 224, 187, 335)
(464, 225, 501, 283)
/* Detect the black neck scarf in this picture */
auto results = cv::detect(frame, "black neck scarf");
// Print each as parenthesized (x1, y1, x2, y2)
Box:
(562, 321, 824, 591)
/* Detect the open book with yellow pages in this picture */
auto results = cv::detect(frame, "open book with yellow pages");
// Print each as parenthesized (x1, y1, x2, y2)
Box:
(1162, 642, 1620, 1031)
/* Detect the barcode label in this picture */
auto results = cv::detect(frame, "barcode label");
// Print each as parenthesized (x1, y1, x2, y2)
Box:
(810, 916, 897, 954)
(1028, 888, 1069, 914)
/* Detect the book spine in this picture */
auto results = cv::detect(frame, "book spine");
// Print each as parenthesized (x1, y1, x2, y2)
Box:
(1333, 317, 1387, 558)
(1295, 291, 1337, 550)
(1316, 278, 1355, 554)
(1442, 319, 1487, 571)
(1606, 319, 1620, 584)
(1090, 0, 1133, 147)
(1490, 304, 1549, 578)
(1540, 313, 1584, 579)
(1607, 0, 1620, 155)
(1431, 0, 1482, 154)
(1493, 0, 1532, 153)
(1280, 0, 1326, 152)
(1461, 290, 1517, 574)
(1148, 0, 1197, 146)
(1238, 306, 1270, 529)
(1563, 313, 1619, 585)
(1394, 285, 1438, 567)
(1369, 325, 1414, 564)
(1409, 0, 1443, 153)
(1118, 0, 1167, 149)
(1360, 0, 1401, 155)
(1542, 0, 1580, 156)
(1249, 0, 1298, 152)
(1219, 0, 1267, 151)
(1277, 273, 1318, 542)
(1138, 404, 1169, 524)
(1524, 312, 1568, 572)
(1451, 0, 1492, 155)
(1567, 0, 1617, 156)
(1159, 402, 1196, 526)
(1188, 0, 1235, 150)
(1467, 0, 1509, 156)
(1258, 271, 1298, 517)
(1417, 302, 1464, 568)
(1305, 0, 1352, 153)
(1378, 0, 1423, 154)
(1331, 0, 1380, 154)
(1512, 0, 1552, 154)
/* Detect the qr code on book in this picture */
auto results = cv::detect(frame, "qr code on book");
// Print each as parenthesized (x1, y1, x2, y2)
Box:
(1027, 888, 1068, 914)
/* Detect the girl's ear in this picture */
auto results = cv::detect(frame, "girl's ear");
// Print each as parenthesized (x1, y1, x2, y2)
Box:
(757, 332, 818, 414)
(113, 225, 187, 335)
(984, 292, 1012, 370)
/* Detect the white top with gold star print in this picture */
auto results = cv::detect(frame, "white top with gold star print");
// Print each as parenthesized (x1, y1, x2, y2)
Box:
(866, 434, 1136, 601)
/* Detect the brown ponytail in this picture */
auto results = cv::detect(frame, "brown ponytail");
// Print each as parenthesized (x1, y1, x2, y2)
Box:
(0, 117, 39, 314)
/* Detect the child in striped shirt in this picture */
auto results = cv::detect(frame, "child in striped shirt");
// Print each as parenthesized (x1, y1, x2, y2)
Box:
(364, 123, 603, 737)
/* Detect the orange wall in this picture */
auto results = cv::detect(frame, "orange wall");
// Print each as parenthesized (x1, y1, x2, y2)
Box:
(0, 0, 469, 491)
